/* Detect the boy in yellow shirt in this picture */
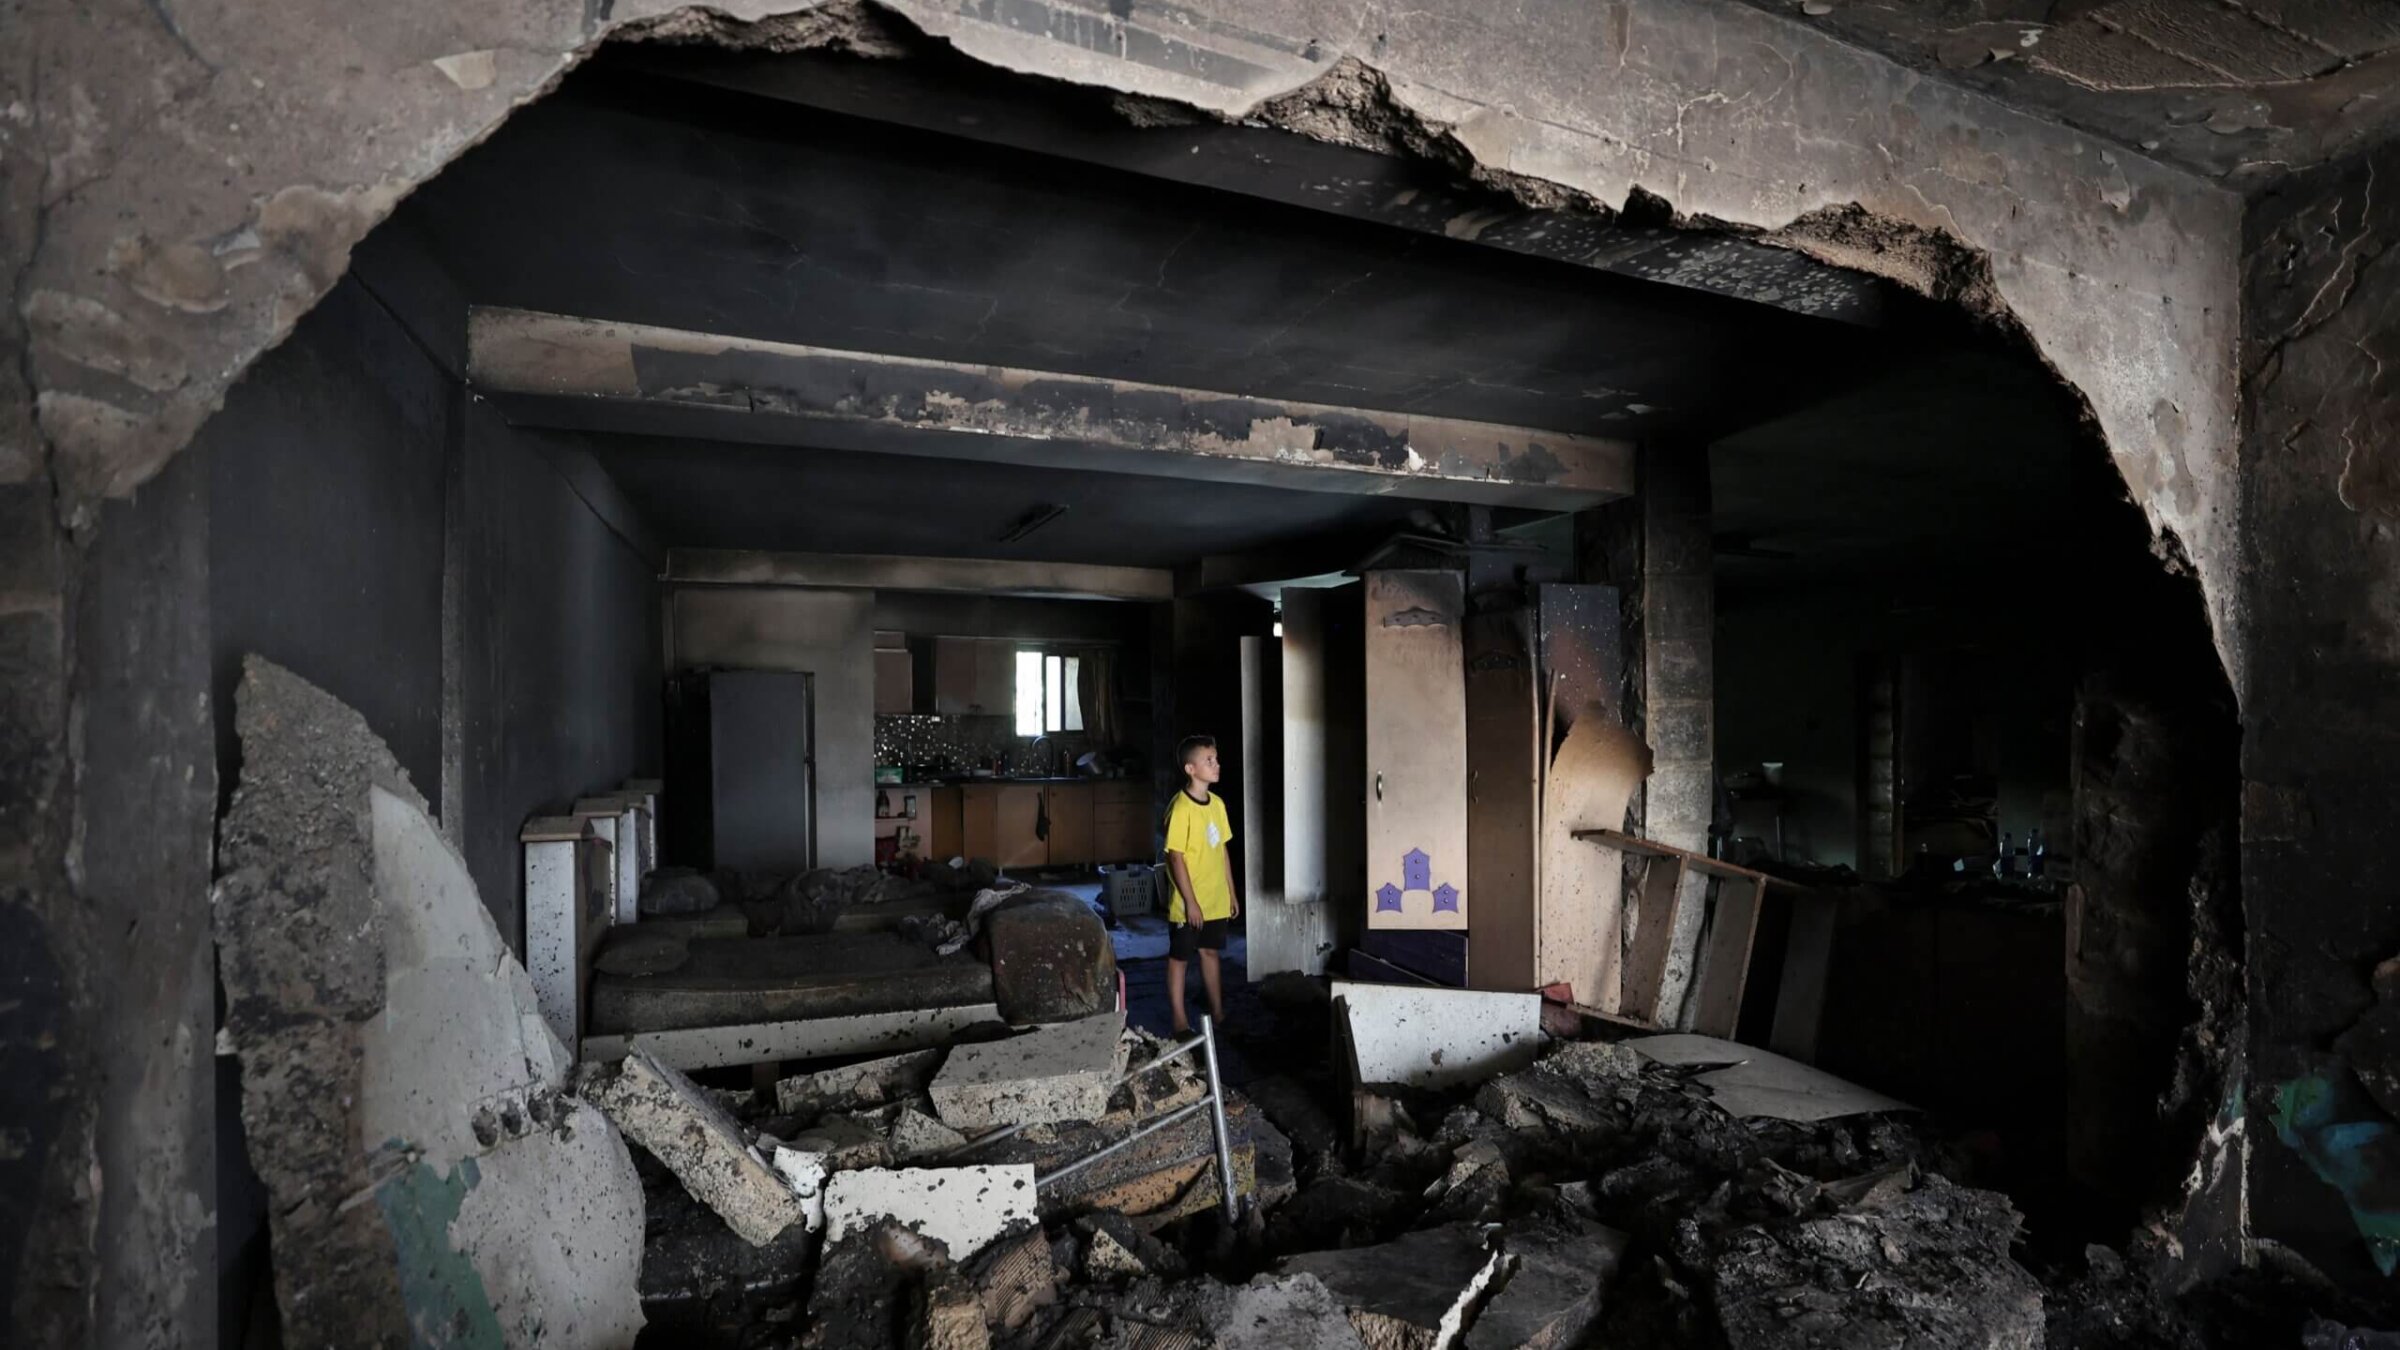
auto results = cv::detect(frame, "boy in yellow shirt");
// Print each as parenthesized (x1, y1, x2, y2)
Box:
(1164, 734, 1239, 1036)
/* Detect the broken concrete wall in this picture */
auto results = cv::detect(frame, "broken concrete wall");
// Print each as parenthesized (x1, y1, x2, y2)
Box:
(2239, 134, 2400, 1290)
(2, 0, 2248, 654)
(214, 658, 645, 1345)
(1, 0, 2257, 1335)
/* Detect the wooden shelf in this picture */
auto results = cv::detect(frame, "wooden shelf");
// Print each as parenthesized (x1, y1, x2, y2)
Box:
(1571, 827, 1767, 1039)
(1573, 828, 1767, 884)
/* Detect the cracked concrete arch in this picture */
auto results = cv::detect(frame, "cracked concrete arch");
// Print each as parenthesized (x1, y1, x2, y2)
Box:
(0, 0, 2264, 1341)
(8, 0, 2241, 656)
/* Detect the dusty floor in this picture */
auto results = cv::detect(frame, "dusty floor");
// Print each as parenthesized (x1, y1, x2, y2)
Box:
(626, 934, 2367, 1350)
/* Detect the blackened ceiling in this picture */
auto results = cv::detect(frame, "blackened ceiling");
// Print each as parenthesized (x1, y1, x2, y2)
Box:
(397, 52, 2073, 583)
(409, 70, 1902, 445)
(1733, 0, 2400, 186)
(580, 433, 1435, 568)
(1711, 345, 2085, 598)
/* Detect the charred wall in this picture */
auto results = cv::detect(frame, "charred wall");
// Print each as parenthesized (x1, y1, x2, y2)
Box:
(0, 0, 2275, 1336)
(2240, 135, 2400, 1294)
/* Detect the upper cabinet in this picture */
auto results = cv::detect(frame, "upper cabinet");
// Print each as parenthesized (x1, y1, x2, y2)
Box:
(933, 637, 1022, 717)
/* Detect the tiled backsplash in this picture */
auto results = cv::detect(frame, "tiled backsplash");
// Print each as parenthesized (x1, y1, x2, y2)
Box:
(874, 715, 1093, 777)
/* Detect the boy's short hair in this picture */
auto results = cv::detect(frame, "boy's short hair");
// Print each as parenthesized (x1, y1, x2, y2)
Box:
(1177, 734, 1217, 768)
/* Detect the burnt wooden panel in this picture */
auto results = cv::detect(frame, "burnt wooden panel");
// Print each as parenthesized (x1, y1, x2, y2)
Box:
(1687, 876, 1765, 1038)
(1465, 607, 1540, 989)
(1537, 583, 1623, 729)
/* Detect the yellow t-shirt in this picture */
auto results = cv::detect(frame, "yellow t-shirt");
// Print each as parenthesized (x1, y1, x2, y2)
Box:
(1163, 790, 1235, 923)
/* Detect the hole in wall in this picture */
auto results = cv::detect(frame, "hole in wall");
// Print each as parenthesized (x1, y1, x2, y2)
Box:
(185, 8, 2244, 1336)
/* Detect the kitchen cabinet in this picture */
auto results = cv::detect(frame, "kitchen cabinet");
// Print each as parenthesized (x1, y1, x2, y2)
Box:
(1092, 780, 1152, 863)
(934, 638, 1025, 717)
(1044, 784, 1094, 866)
(962, 784, 1046, 869)
(975, 640, 1019, 716)
(874, 649, 913, 714)
(929, 787, 963, 861)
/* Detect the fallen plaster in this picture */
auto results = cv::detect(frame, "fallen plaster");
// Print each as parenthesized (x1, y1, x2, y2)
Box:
(1335, 982, 1542, 1090)
(579, 1050, 812, 1246)
(821, 1164, 1040, 1258)
(213, 657, 644, 1347)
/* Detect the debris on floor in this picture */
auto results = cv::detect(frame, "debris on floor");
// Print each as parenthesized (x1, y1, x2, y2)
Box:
(929, 1010, 1129, 1130)
(580, 1050, 814, 1246)
(1281, 1223, 1508, 1350)
(453, 920, 2317, 1350)
(822, 1165, 1039, 1257)
(1333, 981, 1544, 1090)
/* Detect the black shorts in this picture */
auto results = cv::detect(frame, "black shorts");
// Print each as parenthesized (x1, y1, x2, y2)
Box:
(1168, 917, 1229, 960)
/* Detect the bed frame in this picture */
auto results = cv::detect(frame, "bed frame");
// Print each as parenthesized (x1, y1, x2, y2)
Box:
(523, 782, 1000, 1071)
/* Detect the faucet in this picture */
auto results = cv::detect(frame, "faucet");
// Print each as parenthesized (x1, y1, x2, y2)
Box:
(1030, 735, 1061, 777)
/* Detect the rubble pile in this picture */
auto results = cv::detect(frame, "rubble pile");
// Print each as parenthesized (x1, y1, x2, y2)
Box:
(574, 1006, 2227, 1350)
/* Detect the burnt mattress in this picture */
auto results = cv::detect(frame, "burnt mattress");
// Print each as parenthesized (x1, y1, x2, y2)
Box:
(588, 929, 995, 1035)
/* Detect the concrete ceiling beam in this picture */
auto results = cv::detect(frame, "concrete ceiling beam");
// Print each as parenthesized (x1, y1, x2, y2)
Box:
(615, 51, 1904, 330)
(468, 307, 1633, 510)
(666, 549, 1174, 602)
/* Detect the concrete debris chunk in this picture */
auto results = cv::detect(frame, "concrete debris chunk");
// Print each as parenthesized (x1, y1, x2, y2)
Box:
(823, 1165, 1039, 1260)
(962, 1227, 1057, 1331)
(1423, 1138, 1510, 1224)
(769, 1147, 830, 1233)
(214, 659, 644, 1347)
(930, 1010, 1129, 1132)
(1196, 1274, 1369, 1350)
(1280, 1222, 1508, 1350)
(1334, 981, 1542, 1090)
(805, 1221, 927, 1350)
(776, 1046, 946, 1118)
(890, 1105, 970, 1162)
(579, 1050, 810, 1246)
(782, 1112, 896, 1171)
(1539, 1038, 1643, 1082)
(1464, 1218, 1629, 1350)
(1119, 1028, 1210, 1116)
(1084, 1227, 1150, 1280)
(1473, 1062, 1616, 1137)
(914, 1271, 991, 1350)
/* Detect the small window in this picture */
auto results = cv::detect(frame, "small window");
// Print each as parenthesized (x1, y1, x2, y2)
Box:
(1014, 649, 1044, 736)
(1016, 650, 1084, 735)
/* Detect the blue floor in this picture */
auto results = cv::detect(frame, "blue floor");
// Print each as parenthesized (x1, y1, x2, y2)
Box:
(1047, 879, 1266, 1084)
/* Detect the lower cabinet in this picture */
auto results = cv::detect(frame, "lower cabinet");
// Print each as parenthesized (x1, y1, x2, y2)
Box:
(962, 784, 1047, 869)
(1044, 785, 1095, 867)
